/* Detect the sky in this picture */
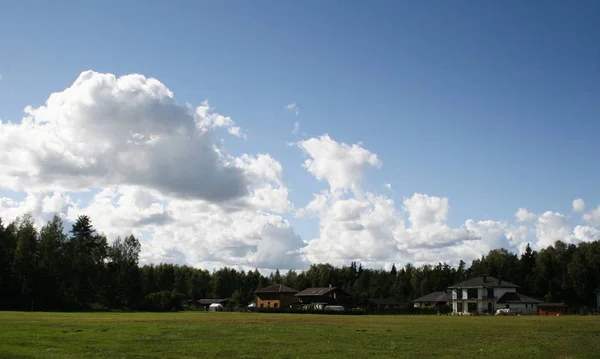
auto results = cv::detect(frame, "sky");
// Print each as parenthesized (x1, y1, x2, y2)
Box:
(1, 1, 599, 271)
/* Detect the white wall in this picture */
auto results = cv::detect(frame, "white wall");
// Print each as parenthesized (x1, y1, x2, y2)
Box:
(494, 287, 516, 299)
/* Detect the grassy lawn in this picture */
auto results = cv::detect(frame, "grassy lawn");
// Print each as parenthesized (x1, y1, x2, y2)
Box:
(0, 312, 598, 359)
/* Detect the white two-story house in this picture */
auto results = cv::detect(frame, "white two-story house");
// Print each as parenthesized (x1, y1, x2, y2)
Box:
(448, 276, 539, 314)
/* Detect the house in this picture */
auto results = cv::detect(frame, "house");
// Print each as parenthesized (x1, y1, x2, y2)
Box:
(359, 298, 402, 310)
(448, 276, 535, 315)
(295, 286, 351, 309)
(254, 284, 299, 309)
(413, 291, 452, 311)
(495, 292, 541, 315)
(537, 303, 569, 316)
(596, 287, 600, 310)
(197, 298, 229, 310)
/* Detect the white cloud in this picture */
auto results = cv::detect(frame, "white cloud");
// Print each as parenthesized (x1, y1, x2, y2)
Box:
(0, 71, 248, 202)
(0, 71, 305, 270)
(571, 225, 600, 243)
(515, 208, 537, 223)
(292, 121, 300, 134)
(295, 136, 584, 267)
(296, 135, 381, 192)
(535, 211, 571, 247)
(285, 103, 300, 116)
(583, 205, 600, 227)
(2, 72, 599, 270)
(0, 185, 306, 270)
(300, 191, 407, 266)
(404, 193, 448, 228)
(233, 154, 292, 213)
(142, 197, 306, 269)
(572, 198, 585, 213)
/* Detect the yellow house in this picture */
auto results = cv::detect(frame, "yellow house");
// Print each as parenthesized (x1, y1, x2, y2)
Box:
(254, 284, 298, 309)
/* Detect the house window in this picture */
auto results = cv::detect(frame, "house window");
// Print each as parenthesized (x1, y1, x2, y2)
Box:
(487, 288, 494, 299)
(267, 302, 271, 308)
(274, 303, 278, 308)
(457, 303, 463, 312)
(467, 303, 477, 313)
(260, 303, 264, 308)
(505, 303, 510, 309)
(467, 289, 478, 299)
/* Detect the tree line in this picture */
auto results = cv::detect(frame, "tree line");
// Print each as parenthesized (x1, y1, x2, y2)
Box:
(1, 214, 599, 311)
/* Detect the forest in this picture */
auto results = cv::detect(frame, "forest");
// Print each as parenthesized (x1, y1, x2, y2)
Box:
(1, 214, 599, 312)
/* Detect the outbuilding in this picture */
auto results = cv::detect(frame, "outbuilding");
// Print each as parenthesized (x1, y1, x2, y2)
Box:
(496, 292, 541, 315)
(537, 303, 568, 316)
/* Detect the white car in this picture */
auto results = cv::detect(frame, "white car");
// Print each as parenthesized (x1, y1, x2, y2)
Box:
(323, 305, 345, 311)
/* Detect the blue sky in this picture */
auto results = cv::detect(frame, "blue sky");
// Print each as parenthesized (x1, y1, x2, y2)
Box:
(1, 1, 599, 269)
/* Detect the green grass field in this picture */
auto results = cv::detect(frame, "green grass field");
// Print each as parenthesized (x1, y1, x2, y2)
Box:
(0, 312, 598, 359)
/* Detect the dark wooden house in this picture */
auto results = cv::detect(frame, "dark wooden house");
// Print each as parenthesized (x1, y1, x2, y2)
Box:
(412, 291, 452, 311)
(295, 286, 351, 309)
(254, 284, 299, 309)
(537, 303, 569, 316)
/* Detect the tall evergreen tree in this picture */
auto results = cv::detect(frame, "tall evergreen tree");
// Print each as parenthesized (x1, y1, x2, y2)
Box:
(13, 214, 38, 309)
(38, 215, 67, 308)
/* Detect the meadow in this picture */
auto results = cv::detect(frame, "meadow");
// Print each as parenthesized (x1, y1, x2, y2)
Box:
(0, 311, 598, 359)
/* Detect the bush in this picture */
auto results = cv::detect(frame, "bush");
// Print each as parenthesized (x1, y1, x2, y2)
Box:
(89, 303, 109, 312)
(141, 291, 186, 312)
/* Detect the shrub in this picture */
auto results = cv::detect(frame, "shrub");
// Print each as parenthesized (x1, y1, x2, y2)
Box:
(141, 290, 186, 312)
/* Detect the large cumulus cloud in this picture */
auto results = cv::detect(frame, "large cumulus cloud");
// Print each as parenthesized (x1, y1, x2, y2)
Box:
(0, 71, 305, 271)
(0, 71, 247, 202)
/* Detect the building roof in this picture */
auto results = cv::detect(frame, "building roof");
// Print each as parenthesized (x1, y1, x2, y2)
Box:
(361, 298, 401, 306)
(197, 298, 229, 305)
(496, 292, 541, 304)
(413, 291, 452, 303)
(295, 287, 348, 296)
(448, 276, 520, 289)
(255, 284, 298, 294)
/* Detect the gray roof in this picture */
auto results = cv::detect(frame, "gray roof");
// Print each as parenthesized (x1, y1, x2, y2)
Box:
(295, 287, 348, 297)
(413, 291, 452, 303)
(448, 276, 520, 289)
(496, 292, 541, 304)
(255, 284, 298, 294)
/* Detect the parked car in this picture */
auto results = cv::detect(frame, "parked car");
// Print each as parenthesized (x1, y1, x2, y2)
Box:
(323, 305, 344, 311)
